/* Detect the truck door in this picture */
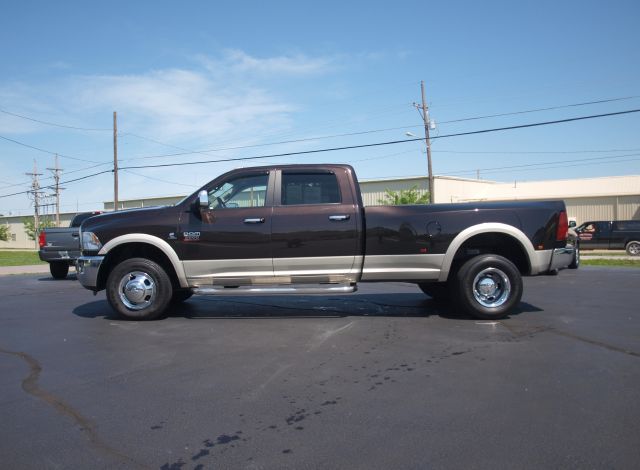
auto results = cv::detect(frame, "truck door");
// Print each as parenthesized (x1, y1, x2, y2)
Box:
(177, 170, 274, 285)
(270, 169, 362, 284)
(609, 221, 628, 250)
(577, 221, 610, 249)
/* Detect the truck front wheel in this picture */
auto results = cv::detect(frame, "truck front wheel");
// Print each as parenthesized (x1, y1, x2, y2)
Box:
(452, 254, 522, 320)
(106, 258, 173, 320)
(49, 261, 69, 279)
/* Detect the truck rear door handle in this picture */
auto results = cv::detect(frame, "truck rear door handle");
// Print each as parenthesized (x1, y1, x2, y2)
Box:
(244, 218, 265, 224)
(71, 232, 79, 238)
(329, 214, 350, 221)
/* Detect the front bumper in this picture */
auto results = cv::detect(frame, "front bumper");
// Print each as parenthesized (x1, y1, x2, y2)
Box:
(76, 256, 104, 290)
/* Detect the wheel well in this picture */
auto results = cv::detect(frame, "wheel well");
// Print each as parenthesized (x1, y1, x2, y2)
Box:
(97, 242, 180, 290)
(448, 232, 530, 280)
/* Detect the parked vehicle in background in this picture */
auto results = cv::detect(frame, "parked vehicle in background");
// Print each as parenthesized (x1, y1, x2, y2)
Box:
(76, 164, 575, 321)
(574, 220, 640, 256)
(38, 211, 103, 278)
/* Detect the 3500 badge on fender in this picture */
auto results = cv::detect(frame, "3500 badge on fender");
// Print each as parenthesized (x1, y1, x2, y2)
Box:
(183, 231, 201, 241)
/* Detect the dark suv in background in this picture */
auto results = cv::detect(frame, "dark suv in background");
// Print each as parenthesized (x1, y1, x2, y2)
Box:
(575, 220, 640, 256)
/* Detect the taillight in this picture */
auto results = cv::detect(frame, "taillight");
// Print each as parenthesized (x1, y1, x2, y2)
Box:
(557, 210, 568, 241)
(38, 231, 46, 248)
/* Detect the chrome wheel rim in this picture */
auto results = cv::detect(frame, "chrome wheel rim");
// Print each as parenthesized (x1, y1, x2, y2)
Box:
(118, 271, 156, 310)
(472, 267, 511, 308)
(629, 243, 640, 256)
(575, 246, 580, 266)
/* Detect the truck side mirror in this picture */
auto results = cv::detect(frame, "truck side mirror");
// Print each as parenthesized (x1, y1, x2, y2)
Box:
(198, 190, 209, 209)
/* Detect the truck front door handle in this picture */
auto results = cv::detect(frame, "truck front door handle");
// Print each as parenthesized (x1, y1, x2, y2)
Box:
(244, 218, 265, 224)
(329, 214, 350, 221)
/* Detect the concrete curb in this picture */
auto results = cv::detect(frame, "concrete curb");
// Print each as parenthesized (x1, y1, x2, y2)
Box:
(582, 256, 638, 260)
(0, 264, 51, 276)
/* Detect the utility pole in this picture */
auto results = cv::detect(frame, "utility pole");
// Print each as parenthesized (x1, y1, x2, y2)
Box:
(113, 111, 119, 211)
(25, 160, 43, 248)
(47, 154, 63, 226)
(413, 81, 435, 203)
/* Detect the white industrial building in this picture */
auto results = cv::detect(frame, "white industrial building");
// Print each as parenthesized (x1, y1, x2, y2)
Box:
(2, 174, 639, 249)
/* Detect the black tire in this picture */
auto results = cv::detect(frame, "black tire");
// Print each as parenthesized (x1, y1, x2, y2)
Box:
(171, 289, 193, 304)
(451, 254, 523, 320)
(418, 282, 450, 302)
(626, 241, 640, 256)
(568, 243, 580, 269)
(49, 261, 69, 279)
(106, 258, 173, 320)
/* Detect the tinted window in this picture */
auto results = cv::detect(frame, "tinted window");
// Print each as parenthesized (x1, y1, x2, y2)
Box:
(614, 221, 640, 230)
(208, 173, 268, 209)
(592, 222, 610, 233)
(281, 172, 340, 205)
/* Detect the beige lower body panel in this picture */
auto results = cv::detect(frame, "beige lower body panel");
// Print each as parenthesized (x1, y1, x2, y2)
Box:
(183, 256, 363, 286)
(361, 254, 443, 281)
(183, 258, 273, 286)
(530, 249, 553, 274)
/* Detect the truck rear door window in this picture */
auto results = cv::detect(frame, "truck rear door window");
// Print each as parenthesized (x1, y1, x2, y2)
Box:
(615, 221, 640, 230)
(281, 172, 341, 205)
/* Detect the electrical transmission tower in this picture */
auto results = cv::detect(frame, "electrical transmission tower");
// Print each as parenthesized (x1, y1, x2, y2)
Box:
(47, 154, 64, 226)
(413, 80, 435, 203)
(25, 160, 45, 247)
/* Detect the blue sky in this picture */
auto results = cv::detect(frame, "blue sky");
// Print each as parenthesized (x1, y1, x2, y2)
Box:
(1, 0, 639, 215)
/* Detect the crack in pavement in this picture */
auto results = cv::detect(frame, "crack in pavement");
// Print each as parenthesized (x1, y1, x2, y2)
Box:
(0, 346, 148, 469)
(546, 329, 640, 358)
(498, 323, 639, 358)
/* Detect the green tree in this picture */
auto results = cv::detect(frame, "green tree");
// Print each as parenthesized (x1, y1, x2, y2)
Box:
(377, 185, 430, 205)
(0, 224, 9, 242)
(22, 217, 54, 241)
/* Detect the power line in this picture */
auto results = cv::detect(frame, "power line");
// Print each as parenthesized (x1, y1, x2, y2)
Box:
(4, 95, 637, 167)
(119, 125, 426, 162)
(122, 169, 200, 188)
(432, 148, 640, 155)
(499, 157, 640, 175)
(0, 162, 112, 191)
(119, 109, 640, 170)
(437, 96, 640, 124)
(0, 134, 104, 163)
(2, 108, 639, 200)
(0, 107, 111, 131)
(439, 152, 640, 176)
(119, 95, 640, 161)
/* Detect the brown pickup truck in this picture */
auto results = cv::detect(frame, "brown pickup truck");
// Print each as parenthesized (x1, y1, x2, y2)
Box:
(76, 164, 574, 320)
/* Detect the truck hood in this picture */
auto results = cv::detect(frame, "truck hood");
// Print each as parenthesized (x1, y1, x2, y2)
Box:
(80, 206, 172, 232)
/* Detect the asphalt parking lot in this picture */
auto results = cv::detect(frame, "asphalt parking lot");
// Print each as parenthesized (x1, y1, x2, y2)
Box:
(1, 267, 638, 469)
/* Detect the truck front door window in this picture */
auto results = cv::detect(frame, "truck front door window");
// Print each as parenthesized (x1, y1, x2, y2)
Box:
(208, 174, 268, 209)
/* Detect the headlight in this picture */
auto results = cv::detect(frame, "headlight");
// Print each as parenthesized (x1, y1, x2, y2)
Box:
(82, 231, 102, 251)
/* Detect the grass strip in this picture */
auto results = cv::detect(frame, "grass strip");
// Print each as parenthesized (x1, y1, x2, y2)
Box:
(582, 259, 640, 268)
(0, 251, 46, 266)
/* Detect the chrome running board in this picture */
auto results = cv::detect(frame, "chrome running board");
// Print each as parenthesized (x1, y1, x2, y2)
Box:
(192, 283, 357, 296)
